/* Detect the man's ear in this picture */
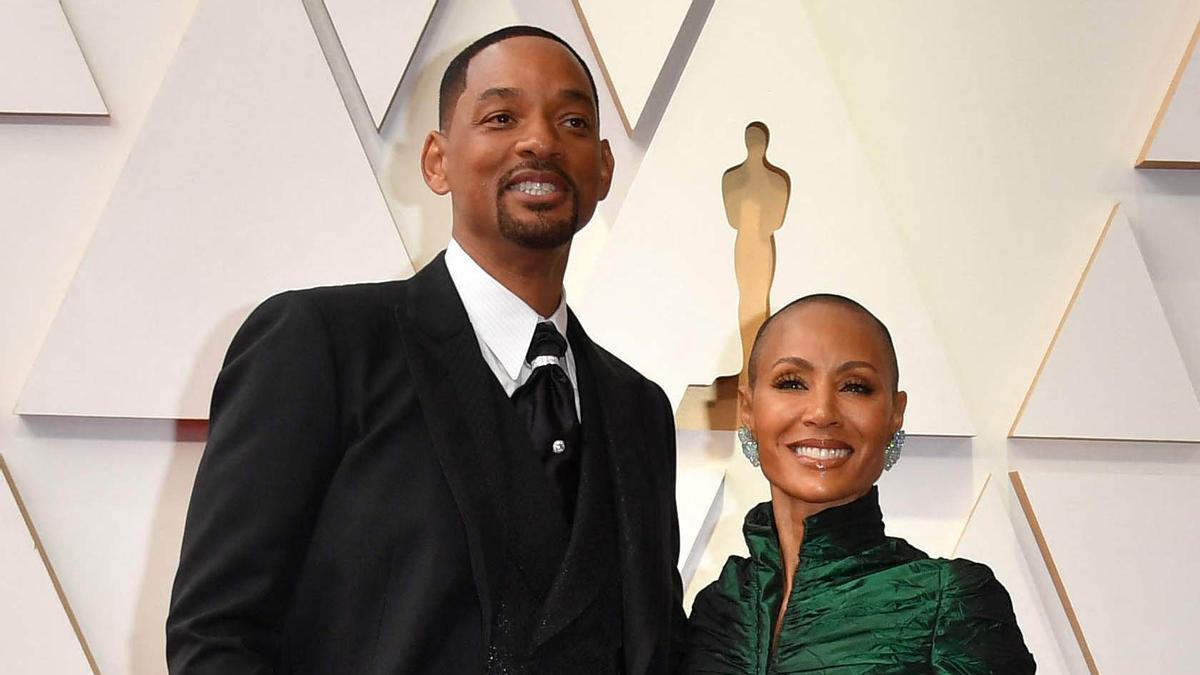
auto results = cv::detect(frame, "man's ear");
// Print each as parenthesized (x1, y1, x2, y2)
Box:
(421, 131, 451, 195)
(597, 139, 615, 201)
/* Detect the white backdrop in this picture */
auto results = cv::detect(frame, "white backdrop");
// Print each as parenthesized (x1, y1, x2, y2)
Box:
(3, 1, 1200, 673)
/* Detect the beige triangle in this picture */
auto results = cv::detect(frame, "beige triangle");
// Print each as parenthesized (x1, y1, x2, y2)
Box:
(0, 0, 106, 116)
(324, 0, 438, 128)
(1011, 205, 1200, 440)
(17, 0, 411, 419)
(1138, 21, 1200, 168)
(572, 0, 695, 133)
(0, 456, 96, 674)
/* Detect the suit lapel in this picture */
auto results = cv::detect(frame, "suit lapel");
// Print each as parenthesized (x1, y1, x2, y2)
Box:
(392, 254, 507, 644)
(532, 347, 614, 647)
(561, 316, 665, 672)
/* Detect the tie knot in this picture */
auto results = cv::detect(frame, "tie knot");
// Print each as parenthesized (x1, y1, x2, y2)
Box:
(526, 321, 567, 362)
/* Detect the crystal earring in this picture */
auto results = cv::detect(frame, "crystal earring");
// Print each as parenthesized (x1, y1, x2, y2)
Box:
(737, 425, 760, 467)
(883, 429, 906, 471)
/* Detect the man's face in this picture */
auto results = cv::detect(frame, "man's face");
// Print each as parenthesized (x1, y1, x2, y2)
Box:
(422, 36, 613, 250)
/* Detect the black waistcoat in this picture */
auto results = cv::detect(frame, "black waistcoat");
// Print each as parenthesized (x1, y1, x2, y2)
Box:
(479, 350, 623, 674)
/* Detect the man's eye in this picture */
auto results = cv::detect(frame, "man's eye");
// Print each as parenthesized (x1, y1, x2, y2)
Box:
(564, 116, 589, 129)
(487, 113, 514, 125)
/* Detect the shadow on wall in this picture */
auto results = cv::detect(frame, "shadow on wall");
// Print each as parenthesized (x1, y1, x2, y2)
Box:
(125, 307, 250, 675)
(677, 121, 790, 432)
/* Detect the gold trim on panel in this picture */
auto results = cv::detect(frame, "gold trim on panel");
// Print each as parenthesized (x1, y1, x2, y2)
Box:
(0, 455, 100, 674)
(1009, 471, 1099, 675)
(1008, 203, 1119, 437)
(1136, 20, 1200, 168)
(949, 472, 990, 558)
(569, 0, 635, 136)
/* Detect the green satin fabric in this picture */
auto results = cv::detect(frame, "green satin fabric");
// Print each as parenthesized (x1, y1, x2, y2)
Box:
(684, 488, 1035, 674)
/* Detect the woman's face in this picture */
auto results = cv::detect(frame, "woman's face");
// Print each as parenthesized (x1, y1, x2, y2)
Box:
(741, 302, 907, 509)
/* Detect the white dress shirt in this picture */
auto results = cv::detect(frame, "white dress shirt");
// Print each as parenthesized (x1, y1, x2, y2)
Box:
(444, 239, 581, 417)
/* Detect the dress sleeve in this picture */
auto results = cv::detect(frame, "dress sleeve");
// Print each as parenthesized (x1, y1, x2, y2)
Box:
(931, 559, 1037, 674)
(166, 291, 343, 674)
(682, 556, 759, 674)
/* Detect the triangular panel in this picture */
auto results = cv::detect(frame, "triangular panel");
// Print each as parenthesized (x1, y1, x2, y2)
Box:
(0, 0, 106, 116)
(573, 0, 972, 436)
(1138, 21, 1200, 168)
(0, 457, 96, 674)
(1011, 206, 1200, 440)
(1013, 470, 1200, 674)
(17, 0, 411, 419)
(674, 430, 727, 588)
(572, 0, 693, 134)
(956, 475, 1083, 674)
(324, 0, 437, 128)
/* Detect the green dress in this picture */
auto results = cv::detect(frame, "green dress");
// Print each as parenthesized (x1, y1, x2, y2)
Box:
(684, 488, 1035, 674)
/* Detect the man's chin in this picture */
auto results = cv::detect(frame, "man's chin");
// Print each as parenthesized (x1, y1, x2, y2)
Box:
(497, 212, 579, 250)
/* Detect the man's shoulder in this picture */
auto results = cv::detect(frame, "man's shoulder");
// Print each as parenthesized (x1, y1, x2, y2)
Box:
(578, 332, 665, 399)
(256, 279, 410, 321)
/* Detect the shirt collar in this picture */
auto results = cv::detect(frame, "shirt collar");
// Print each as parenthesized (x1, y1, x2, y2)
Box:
(444, 238, 569, 380)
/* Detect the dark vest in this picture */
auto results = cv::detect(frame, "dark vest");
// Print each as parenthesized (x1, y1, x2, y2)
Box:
(478, 349, 623, 674)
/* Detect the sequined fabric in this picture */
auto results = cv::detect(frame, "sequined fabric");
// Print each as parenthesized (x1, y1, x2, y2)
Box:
(683, 488, 1035, 673)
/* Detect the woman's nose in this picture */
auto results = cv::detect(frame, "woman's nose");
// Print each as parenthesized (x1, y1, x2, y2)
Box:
(802, 387, 840, 428)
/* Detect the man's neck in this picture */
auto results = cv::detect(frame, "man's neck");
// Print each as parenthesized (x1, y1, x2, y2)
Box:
(452, 234, 570, 317)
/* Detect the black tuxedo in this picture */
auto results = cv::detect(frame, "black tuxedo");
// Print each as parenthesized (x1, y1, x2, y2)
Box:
(166, 254, 686, 673)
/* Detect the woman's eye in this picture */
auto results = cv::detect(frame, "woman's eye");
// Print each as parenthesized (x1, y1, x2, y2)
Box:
(773, 377, 807, 391)
(842, 381, 874, 395)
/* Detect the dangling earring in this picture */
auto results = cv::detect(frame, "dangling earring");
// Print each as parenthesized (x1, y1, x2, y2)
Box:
(883, 429, 906, 471)
(737, 425, 760, 467)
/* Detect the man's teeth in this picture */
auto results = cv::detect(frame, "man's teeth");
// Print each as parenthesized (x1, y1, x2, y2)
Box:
(512, 181, 557, 196)
(793, 446, 851, 460)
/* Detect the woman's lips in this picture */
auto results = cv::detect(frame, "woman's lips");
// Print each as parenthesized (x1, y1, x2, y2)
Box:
(786, 438, 854, 469)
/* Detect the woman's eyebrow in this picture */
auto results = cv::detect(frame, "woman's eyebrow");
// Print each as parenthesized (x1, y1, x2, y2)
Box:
(836, 360, 878, 373)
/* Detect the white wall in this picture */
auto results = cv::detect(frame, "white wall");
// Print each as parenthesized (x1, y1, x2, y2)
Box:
(3, 1, 1199, 673)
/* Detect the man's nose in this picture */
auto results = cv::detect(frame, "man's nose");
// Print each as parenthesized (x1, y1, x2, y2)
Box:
(514, 117, 562, 158)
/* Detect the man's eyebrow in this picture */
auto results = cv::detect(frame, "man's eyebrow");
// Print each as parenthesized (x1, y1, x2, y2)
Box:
(560, 88, 595, 107)
(477, 86, 521, 103)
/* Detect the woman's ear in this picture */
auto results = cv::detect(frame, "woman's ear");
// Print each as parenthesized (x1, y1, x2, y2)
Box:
(891, 389, 908, 433)
(738, 382, 754, 429)
(420, 131, 451, 195)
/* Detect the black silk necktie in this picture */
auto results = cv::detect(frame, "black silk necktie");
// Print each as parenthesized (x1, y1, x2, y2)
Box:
(511, 322, 581, 524)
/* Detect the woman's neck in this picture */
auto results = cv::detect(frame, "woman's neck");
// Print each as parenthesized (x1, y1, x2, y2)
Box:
(768, 485, 869, 649)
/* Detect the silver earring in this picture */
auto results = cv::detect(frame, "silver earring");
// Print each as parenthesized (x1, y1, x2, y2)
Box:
(884, 429, 906, 471)
(737, 425, 760, 467)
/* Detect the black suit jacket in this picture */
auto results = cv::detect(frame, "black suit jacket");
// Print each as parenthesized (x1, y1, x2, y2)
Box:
(166, 254, 687, 673)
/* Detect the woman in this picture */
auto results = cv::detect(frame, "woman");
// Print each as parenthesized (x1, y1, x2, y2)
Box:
(684, 294, 1035, 673)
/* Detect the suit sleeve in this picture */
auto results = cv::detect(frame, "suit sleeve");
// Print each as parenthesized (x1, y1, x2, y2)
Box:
(166, 292, 344, 674)
(650, 384, 689, 672)
(931, 559, 1037, 674)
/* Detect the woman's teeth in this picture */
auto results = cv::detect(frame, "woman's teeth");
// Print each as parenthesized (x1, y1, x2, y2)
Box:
(793, 446, 851, 460)
(512, 181, 557, 196)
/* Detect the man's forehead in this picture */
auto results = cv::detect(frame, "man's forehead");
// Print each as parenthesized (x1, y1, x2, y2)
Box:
(462, 35, 590, 93)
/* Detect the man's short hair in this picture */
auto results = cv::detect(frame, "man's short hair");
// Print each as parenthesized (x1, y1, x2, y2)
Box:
(438, 25, 600, 130)
(747, 293, 900, 391)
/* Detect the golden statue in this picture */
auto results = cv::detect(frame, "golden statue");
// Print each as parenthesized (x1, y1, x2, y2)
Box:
(677, 122, 791, 430)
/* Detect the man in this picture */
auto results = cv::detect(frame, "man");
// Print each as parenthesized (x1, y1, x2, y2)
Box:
(166, 26, 686, 674)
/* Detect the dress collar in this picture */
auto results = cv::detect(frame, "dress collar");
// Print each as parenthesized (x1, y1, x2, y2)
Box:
(444, 239, 569, 380)
(743, 486, 887, 570)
